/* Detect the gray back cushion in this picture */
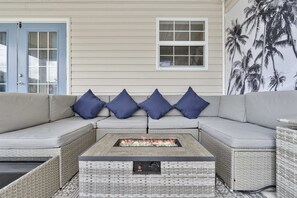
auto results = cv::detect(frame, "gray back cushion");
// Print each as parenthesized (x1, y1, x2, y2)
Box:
(163, 95, 183, 116)
(0, 93, 49, 134)
(199, 96, 221, 117)
(75, 95, 109, 117)
(96, 95, 110, 117)
(246, 91, 297, 129)
(218, 95, 246, 122)
(50, 95, 77, 122)
(109, 95, 147, 116)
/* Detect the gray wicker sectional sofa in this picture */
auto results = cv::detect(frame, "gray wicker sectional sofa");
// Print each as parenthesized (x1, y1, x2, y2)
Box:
(0, 90, 296, 192)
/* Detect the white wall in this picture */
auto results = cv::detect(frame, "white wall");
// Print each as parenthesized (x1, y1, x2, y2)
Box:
(0, 0, 223, 95)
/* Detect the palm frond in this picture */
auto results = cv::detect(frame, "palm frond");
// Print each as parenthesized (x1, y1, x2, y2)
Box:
(248, 64, 261, 73)
(275, 50, 284, 60)
(255, 51, 263, 62)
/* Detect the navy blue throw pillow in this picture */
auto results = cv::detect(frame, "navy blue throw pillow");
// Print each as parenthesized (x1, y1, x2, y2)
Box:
(106, 89, 139, 119)
(71, 89, 105, 119)
(139, 89, 172, 120)
(174, 87, 209, 119)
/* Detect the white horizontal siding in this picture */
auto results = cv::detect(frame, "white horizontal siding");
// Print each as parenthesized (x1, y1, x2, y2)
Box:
(0, 0, 223, 95)
(71, 71, 222, 78)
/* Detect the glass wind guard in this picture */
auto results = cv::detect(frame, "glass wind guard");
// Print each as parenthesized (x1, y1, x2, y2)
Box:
(28, 32, 58, 94)
(0, 32, 7, 92)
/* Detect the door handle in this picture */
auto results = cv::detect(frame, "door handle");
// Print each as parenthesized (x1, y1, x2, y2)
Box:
(17, 81, 25, 85)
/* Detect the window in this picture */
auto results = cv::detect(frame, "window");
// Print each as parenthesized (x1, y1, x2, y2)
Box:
(156, 18, 208, 70)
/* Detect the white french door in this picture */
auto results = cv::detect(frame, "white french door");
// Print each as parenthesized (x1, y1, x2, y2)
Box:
(0, 22, 66, 94)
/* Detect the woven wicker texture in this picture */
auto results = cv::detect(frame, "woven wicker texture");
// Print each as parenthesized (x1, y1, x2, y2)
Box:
(200, 131, 275, 190)
(0, 129, 96, 187)
(276, 127, 297, 198)
(54, 173, 270, 198)
(0, 156, 59, 198)
(79, 161, 215, 198)
(60, 129, 96, 186)
(148, 128, 200, 141)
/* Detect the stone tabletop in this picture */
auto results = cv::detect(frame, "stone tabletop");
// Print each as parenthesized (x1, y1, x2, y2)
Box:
(278, 116, 297, 126)
(80, 133, 215, 161)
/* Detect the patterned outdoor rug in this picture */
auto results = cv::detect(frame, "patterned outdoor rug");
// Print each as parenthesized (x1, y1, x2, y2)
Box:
(52, 174, 267, 198)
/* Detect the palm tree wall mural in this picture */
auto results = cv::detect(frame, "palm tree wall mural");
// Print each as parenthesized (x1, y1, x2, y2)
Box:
(225, 0, 297, 95)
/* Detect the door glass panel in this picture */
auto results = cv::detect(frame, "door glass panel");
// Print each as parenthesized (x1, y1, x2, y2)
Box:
(0, 32, 7, 92)
(28, 67, 38, 83)
(49, 50, 57, 67)
(29, 32, 38, 48)
(49, 32, 57, 48)
(28, 50, 38, 66)
(39, 50, 47, 66)
(28, 32, 58, 94)
(49, 67, 57, 82)
(39, 32, 47, 48)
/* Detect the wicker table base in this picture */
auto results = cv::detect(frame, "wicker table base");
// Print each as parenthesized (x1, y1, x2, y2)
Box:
(0, 156, 60, 198)
(79, 133, 215, 198)
(79, 161, 215, 198)
(276, 127, 297, 198)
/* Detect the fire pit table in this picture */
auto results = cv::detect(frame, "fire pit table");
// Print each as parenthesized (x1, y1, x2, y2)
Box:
(79, 133, 215, 198)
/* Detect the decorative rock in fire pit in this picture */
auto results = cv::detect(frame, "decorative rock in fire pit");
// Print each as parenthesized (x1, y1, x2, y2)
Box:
(115, 138, 181, 147)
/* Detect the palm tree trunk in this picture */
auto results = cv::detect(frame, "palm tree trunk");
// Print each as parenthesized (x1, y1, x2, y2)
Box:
(271, 55, 278, 91)
(226, 54, 235, 95)
(240, 76, 247, 94)
(286, 27, 297, 59)
(226, 69, 233, 95)
(291, 42, 297, 59)
(258, 23, 267, 91)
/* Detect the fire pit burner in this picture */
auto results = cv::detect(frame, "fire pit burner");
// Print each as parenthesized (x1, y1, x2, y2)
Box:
(114, 138, 181, 147)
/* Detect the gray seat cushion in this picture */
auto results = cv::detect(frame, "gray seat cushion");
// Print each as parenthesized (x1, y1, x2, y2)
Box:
(0, 122, 93, 149)
(218, 95, 246, 122)
(197, 117, 227, 128)
(56, 116, 107, 128)
(149, 116, 198, 129)
(246, 91, 297, 129)
(97, 116, 147, 129)
(200, 119, 275, 149)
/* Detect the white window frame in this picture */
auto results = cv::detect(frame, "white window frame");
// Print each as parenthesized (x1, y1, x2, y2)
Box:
(156, 17, 208, 71)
